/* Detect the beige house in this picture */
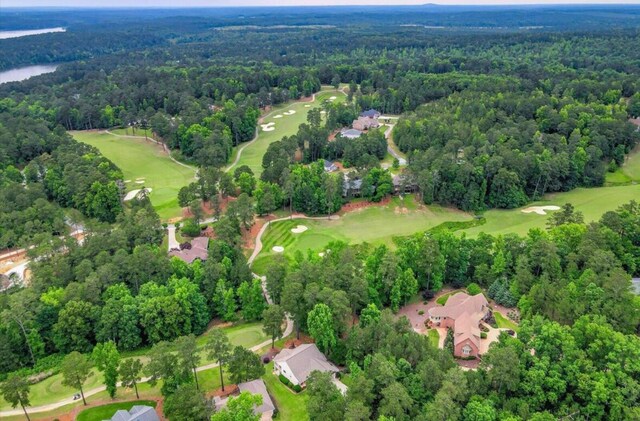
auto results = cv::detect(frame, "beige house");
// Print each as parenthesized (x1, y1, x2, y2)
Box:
(352, 116, 380, 131)
(273, 344, 339, 387)
(428, 293, 489, 358)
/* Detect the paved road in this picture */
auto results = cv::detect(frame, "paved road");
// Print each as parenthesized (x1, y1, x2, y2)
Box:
(383, 123, 407, 166)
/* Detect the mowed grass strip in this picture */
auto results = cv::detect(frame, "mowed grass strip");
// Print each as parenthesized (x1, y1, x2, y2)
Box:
(461, 184, 640, 238)
(77, 400, 156, 421)
(71, 131, 196, 220)
(606, 145, 640, 184)
(232, 89, 346, 177)
(252, 196, 472, 274)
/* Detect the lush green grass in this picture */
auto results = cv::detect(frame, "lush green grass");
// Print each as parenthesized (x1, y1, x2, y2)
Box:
(461, 184, 640, 238)
(436, 291, 457, 306)
(72, 131, 196, 220)
(262, 362, 309, 421)
(428, 329, 440, 348)
(230, 90, 346, 177)
(0, 322, 264, 411)
(606, 146, 640, 184)
(252, 195, 472, 274)
(494, 312, 519, 332)
(76, 400, 156, 421)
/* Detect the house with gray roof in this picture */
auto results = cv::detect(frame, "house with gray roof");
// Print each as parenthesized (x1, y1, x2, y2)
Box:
(324, 160, 338, 173)
(214, 379, 275, 421)
(105, 405, 159, 421)
(340, 128, 363, 139)
(168, 236, 209, 264)
(361, 109, 381, 119)
(273, 344, 339, 387)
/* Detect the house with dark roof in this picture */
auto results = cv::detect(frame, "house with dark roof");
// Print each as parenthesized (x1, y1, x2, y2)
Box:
(342, 177, 362, 197)
(273, 344, 339, 387)
(361, 109, 381, 119)
(214, 379, 275, 421)
(428, 293, 489, 358)
(105, 405, 159, 421)
(168, 236, 209, 264)
(323, 160, 338, 173)
(392, 174, 418, 194)
(340, 128, 363, 139)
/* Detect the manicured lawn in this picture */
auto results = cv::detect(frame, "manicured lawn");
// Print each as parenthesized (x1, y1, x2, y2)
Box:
(494, 312, 519, 332)
(606, 145, 640, 184)
(1, 322, 264, 411)
(262, 362, 309, 421)
(252, 195, 472, 274)
(76, 400, 156, 421)
(436, 291, 455, 306)
(428, 329, 440, 348)
(229, 90, 346, 177)
(461, 184, 640, 238)
(72, 131, 196, 220)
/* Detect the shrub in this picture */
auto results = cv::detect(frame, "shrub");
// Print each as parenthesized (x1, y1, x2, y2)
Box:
(181, 219, 202, 237)
(466, 282, 482, 296)
(279, 374, 291, 387)
(418, 310, 424, 315)
(481, 332, 487, 339)
(293, 384, 302, 393)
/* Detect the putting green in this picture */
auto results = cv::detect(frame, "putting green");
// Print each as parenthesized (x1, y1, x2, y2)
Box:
(252, 195, 472, 274)
(229, 88, 346, 177)
(71, 131, 197, 221)
(461, 184, 640, 238)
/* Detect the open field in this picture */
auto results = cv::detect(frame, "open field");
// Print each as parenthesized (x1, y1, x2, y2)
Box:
(72, 131, 196, 220)
(109, 128, 153, 137)
(606, 145, 640, 184)
(230, 88, 346, 177)
(77, 400, 156, 421)
(262, 362, 309, 421)
(252, 195, 472, 274)
(0, 322, 264, 412)
(461, 184, 640, 238)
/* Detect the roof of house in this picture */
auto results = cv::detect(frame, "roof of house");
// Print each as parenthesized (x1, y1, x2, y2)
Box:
(630, 118, 640, 127)
(429, 293, 489, 350)
(238, 379, 276, 414)
(168, 236, 209, 263)
(107, 405, 159, 421)
(340, 128, 363, 138)
(324, 160, 338, 171)
(274, 344, 339, 384)
(361, 109, 380, 118)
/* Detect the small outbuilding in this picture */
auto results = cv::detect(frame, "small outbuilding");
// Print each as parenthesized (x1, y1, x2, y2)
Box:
(340, 128, 363, 139)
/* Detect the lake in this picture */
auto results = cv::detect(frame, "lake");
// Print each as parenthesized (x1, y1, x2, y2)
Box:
(0, 27, 66, 39)
(0, 64, 59, 84)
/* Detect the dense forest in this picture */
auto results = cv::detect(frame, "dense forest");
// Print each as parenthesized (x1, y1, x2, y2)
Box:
(1, 6, 640, 421)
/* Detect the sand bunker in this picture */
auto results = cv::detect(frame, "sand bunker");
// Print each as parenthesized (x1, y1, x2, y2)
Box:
(124, 179, 131, 183)
(272, 246, 285, 253)
(283, 110, 297, 115)
(135, 180, 145, 184)
(320, 110, 327, 114)
(304, 105, 311, 108)
(124, 188, 152, 201)
(273, 115, 283, 119)
(261, 122, 276, 132)
(318, 252, 325, 257)
(521, 205, 561, 215)
(291, 225, 308, 234)
(329, 96, 337, 100)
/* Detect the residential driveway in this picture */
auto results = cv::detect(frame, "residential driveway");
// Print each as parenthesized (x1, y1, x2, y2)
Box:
(332, 378, 348, 395)
(479, 322, 512, 355)
(396, 288, 456, 332)
(167, 224, 179, 251)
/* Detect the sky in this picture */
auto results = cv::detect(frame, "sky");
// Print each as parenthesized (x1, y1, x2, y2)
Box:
(2, 0, 640, 7)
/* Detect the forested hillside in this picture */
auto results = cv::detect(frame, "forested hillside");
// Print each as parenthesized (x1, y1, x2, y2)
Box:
(1, 6, 640, 421)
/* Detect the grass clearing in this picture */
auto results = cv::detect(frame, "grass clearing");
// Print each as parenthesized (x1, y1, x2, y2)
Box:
(231, 90, 346, 177)
(436, 291, 457, 306)
(461, 184, 640, 238)
(494, 312, 519, 332)
(428, 329, 440, 348)
(76, 400, 156, 421)
(252, 195, 472, 274)
(109, 128, 153, 138)
(72, 131, 196, 220)
(262, 362, 309, 421)
(606, 145, 640, 184)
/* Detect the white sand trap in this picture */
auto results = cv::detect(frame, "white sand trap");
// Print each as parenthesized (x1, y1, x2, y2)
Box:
(273, 115, 283, 119)
(304, 105, 311, 108)
(135, 180, 145, 184)
(124, 180, 131, 183)
(124, 188, 152, 201)
(521, 205, 561, 215)
(261, 122, 276, 132)
(291, 225, 308, 234)
(320, 110, 327, 114)
(283, 110, 297, 116)
(319, 252, 325, 257)
(272, 246, 285, 253)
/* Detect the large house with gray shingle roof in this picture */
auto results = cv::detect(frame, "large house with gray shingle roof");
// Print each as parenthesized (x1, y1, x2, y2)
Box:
(273, 343, 339, 387)
(105, 405, 159, 421)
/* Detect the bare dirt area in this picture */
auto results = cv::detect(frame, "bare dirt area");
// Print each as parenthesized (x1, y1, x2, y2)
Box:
(339, 197, 392, 213)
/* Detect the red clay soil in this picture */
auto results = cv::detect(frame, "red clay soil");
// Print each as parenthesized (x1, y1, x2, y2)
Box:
(207, 384, 239, 399)
(339, 196, 391, 214)
(243, 214, 280, 250)
(181, 196, 235, 219)
(282, 334, 314, 349)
